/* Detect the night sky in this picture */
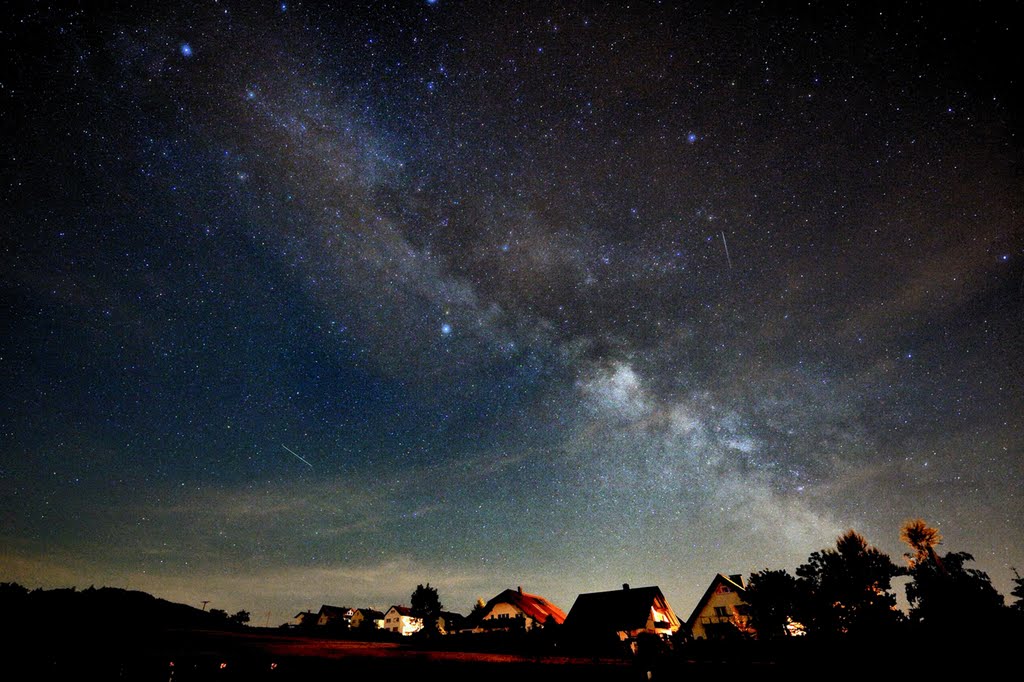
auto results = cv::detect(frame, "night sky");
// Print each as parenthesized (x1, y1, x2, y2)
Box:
(3, 1, 1021, 625)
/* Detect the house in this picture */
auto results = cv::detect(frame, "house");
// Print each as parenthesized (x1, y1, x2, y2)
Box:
(563, 584, 681, 645)
(686, 573, 755, 640)
(316, 604, 353, 629)
(315, 602, 356, 630)
(350, 608, 385, 631)
(435, 611, 467, 635)
(290, 610, 318, 629)
(478, 586, 567, 631)
(382, 605, 423, 636)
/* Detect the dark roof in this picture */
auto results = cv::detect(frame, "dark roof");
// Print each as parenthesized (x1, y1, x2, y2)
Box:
(685, 574, 747, 628)
(485, 588, 567, 625)
(317, 604, 350, 617)
(437, 611, 467, 628)
(356, 608, 385, 619)
(564, 585, 674, 633)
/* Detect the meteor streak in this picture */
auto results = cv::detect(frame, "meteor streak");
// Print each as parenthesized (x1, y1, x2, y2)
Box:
(282, 444, 313, 468)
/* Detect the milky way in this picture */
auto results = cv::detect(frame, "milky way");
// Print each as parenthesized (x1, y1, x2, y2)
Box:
(3, 1, 1021, 623)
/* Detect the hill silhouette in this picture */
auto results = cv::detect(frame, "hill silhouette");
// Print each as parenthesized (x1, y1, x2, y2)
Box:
(0, 582, 227, 635)
(0, 582, 268, 679)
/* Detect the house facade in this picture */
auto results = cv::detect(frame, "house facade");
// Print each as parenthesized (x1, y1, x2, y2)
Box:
(564, 584, 681, 644)
(686, 574, 755, 640)
(316, 605, 353, 629)
(479, 586, 566, 631)
(291, 610, 318, 629)
(382, 605, 423, 636)
(350, 608, 385, 631)
(436, 611, 467, 635)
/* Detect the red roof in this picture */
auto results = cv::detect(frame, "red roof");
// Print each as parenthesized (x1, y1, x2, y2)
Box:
(485, 588, 566, 625)
(388, 605, 415, 617)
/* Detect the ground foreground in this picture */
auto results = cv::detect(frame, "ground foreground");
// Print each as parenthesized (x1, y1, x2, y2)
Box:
(15, 628, 649, 681)
(8, 626, 1018, 680)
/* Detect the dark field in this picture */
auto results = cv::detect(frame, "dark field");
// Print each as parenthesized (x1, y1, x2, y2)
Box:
(13, 628, 656, 681)
(8, 625, 1018, 680)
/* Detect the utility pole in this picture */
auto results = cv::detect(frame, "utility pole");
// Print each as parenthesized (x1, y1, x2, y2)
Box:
(201, 600, 210, 611)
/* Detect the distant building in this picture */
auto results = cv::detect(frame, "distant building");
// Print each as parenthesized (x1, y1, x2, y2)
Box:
(478, 586, 566, 632)
(290, 610, 318, 629)
(350, 608, 385, 631)
(564, 584, 681, 645)
(686, 574, 755, 640)
(436, 610, 468, 635)
(316, 605, 353, 629)
(382, 605, 423, 636)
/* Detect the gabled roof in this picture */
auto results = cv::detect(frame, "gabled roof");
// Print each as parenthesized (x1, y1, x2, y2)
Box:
(437, 611, 467, 628)
(355, 608, 385, 619)
(485, 587, 567, 625)
(564, 585, 677, 633)
(439, 610, 465, 621)
(386, 604, 415, 617)
(685, 573, 747, 628)
(317, 604, 350, 617)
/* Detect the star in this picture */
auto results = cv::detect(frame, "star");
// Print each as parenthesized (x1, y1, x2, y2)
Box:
(4, 0, 1020, 633)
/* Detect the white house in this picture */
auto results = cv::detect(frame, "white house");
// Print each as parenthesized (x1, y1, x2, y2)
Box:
(478, 586, 566, 631)
(382, 605, 423, 636)
(686, 574, 755, 640)
(350, 608, 385, 630)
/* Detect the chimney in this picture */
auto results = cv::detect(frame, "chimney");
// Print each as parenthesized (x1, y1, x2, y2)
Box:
(622, 583, 630, 591)
(517, 586, 523, 594)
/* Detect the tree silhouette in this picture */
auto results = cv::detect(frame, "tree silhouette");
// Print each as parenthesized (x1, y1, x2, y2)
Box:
(411, 583, 443, 634)
(469, 597, 487, 624)
(1012, 568, 1024, 612)
(0, 582, 28, 599)
(229, 609, 251, 627)
(905, 550, 1003, 629)
(900, 518, 944, 571)
(745, 569, 801, 639)
(795, 530, 903, 637)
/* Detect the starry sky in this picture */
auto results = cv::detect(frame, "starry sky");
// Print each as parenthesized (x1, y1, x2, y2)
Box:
(3, 1, 1021, 625)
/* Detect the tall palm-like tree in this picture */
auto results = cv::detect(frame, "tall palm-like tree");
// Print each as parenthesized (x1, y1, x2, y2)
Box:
(900, 518, 945, 574)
